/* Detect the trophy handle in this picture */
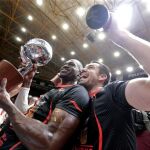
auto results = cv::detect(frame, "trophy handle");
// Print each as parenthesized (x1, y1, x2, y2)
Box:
(18, 63, 33, 76)
(0, 60, 24, 97)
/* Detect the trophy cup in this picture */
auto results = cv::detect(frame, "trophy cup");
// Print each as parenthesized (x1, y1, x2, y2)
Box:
(86, 4, 110, 30)
(0, 38, 53, 97)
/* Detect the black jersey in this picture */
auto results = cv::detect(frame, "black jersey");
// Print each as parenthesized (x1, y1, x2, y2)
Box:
(74, 81, 136, 150)
(88, 81, 135, 150)
(29, 84, 89, 123)
(0, 84, 89, 150)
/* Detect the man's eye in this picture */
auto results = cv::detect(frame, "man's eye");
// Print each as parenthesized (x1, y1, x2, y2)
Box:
(88, 66, 94, 69)
(68, 63, 75, 66)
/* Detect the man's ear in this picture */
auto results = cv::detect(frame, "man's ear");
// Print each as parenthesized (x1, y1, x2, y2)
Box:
(76, 69, 81, 80)
(98, 74, 107, 82)
(76, 73, 80, 82)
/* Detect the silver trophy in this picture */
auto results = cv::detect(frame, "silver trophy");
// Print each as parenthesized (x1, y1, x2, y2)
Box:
(86, 4, 110, 29)
(19, 38, 53, 75)
(0, 38, 53, 96)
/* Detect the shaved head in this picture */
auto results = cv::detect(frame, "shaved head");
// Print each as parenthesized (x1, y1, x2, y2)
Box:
(69, 59, 83, 72)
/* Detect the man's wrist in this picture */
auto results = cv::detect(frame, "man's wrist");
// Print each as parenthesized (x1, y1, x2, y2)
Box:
(22, 81, 32, 88)
(108, 29, 129, 46)
(1, 98, 13, 112)
(5, 102, 25, 125)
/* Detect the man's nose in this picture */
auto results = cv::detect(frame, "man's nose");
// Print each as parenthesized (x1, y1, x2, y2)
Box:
(61, 64, 69, 69)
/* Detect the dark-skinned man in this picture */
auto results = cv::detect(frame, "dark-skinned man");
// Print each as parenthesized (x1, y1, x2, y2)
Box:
(0, 59, 89, 150)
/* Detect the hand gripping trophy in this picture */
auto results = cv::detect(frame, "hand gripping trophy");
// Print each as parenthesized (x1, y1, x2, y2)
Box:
(0, 38, 53, 97)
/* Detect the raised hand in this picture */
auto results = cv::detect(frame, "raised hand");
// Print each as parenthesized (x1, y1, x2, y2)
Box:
(23, 64, 37, 88)
(105, 13, 126, 43)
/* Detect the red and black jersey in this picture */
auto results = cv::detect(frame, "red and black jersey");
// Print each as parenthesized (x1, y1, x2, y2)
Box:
(88, 81, 136, 150)
(32, 84, 89, 123)
(74, 81, 136, 150)
(0, 84, 89, 150)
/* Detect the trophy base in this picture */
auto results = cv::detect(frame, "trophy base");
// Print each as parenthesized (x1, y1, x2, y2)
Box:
(86, 4, 110, 29)
(0, 60, 23, 97)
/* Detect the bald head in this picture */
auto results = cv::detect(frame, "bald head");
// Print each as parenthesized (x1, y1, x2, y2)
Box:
(69, 59, 83, 72)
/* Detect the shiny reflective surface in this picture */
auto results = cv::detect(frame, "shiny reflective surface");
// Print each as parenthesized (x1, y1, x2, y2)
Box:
(86, 4, 109, 29)
(20, 38, 53, 66)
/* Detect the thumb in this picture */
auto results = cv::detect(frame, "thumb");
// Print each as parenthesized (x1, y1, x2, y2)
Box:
(0, 78, 7, 90)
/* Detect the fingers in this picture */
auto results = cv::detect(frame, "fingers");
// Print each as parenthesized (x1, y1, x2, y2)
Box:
(29, 64, 38, 75)
(0, 78, 7, 91)
(25, 64, 37, 75)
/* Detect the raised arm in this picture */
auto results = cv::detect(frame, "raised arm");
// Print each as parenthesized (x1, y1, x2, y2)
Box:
(107, 15, 150, 111)
(125, 78, 150, 111)
(15, 65, 37, 113)
(0, 79, 87, 150)
(107, 15, 150, 74)
(14, 87, 30, 113)
(6, 106, 79, 150)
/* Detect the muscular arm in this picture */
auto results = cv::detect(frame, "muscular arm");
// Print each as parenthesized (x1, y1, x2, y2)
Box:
(111, 31, 150, 110)
(107, 15, 150, 74)
(15, 65, 36, 113)
(125, 77, 150, 111)
(0, 79, 88, 150)
(110, 30, 150, 74)
(107, 16, 150, 111)
(4, 101, 80, 150)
